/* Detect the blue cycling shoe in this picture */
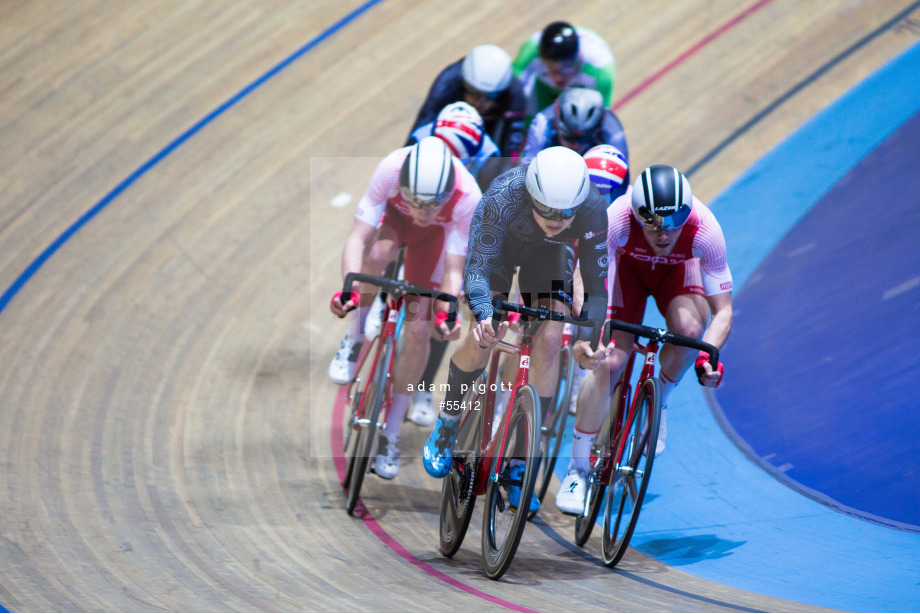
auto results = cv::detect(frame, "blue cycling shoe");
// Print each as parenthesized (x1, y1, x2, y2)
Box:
(503, 463, 540, 513)
(422, 415, 459, 478)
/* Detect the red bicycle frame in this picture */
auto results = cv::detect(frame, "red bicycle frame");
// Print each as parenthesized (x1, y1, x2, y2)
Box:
(350, 294, 405, 434)
(473, 329, 536, 496)
(598, 337, 661, 483)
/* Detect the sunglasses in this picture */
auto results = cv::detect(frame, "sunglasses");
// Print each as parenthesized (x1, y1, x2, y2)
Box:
(532, 197, 578, 221)
(635, 206, 690, 232)
(400, 186, 452, 210)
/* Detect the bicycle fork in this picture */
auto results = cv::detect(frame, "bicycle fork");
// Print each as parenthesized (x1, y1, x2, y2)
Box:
(613, 340, 660, 477)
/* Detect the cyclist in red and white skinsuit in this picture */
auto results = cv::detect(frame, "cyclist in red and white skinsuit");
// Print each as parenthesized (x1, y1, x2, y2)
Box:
(557, 164, 733, 514)
(329, 136, 481, 479)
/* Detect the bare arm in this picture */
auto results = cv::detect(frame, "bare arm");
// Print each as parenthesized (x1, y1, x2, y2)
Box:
(330, 217, 378, 317)
(703, 291, 733, 350)
(341, 218, 378, 282)
(696, 290, 732, 386)
(436, 252, 465, 340)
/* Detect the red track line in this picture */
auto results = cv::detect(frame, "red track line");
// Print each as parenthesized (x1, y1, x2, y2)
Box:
(324, 1, 780, 606)
(613, 0, 777, 111)
(330, 387, 537, 613)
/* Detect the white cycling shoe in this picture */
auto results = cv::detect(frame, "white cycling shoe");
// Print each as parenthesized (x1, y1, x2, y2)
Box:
(374, 431, 401, 479)
(329, 333, 362, 385)
(407, 390, 437, 426)
(555, 469, 587, 515)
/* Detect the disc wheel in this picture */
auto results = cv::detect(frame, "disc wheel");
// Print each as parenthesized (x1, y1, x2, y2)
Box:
(439, 373, 486, 556)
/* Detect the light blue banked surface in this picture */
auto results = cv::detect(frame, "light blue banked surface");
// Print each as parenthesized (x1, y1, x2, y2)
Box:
(557, 41, 920, 612)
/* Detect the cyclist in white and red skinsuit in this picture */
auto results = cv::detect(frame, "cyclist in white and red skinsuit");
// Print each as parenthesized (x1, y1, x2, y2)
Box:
(329, 137, 481, 479)
(557, 164, 733, 514)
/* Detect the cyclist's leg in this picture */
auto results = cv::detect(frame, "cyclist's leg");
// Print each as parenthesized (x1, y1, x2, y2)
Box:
(654, 259, 709, 377)
(572, 254, 647, 449)
(391, 294, 435, 424)
(650, 259, 709, 455)
(421, 316, 497, 478)
(422, 244, 518, 478)
(407, 330, 449, 425)
(557, 259, 645, 513)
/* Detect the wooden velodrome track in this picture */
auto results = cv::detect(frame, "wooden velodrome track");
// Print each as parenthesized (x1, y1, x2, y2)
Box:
(1, 1, 918, 611)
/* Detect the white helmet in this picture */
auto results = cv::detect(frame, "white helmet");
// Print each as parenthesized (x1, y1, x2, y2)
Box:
(399, 136, 456, 209)
(525, 146, 591, 220)
(462, 44, 513, 95)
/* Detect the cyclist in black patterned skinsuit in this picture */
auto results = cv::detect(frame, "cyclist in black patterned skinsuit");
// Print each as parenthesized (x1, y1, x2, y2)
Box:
(422, 146, 612, 512)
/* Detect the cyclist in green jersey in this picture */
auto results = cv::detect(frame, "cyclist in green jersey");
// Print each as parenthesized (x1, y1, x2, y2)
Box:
(513, 21, 616, 124)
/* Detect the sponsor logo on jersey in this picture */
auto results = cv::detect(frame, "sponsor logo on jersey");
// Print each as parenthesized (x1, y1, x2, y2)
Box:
(584, 230, 603, 240)
(629, 252, 688, 266)
(720, 281, 733, 291)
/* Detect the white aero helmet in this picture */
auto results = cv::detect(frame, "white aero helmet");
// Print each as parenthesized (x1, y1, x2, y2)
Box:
(526, 146, 591, 220)
(462, 44, 513, 95)
(399, 136, 456, 209)
(434, 101, 484, 159)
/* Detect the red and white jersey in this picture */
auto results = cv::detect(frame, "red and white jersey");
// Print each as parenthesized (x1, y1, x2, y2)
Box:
(354, 146, 481, 256)
(606, 186, 733, 299)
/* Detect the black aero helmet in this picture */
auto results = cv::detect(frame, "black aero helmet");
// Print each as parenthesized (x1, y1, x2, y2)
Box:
(539, 21, 579, 62)
(631, 165, 693, 231)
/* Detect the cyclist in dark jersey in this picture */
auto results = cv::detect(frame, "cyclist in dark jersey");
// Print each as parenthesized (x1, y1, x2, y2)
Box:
(409, 44, 527, 158)
(421, 146, 612, 513)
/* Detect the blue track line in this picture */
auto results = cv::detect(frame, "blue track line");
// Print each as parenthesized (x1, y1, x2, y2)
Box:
(0, 3, 384, 612)
(0, 0, 384, 316)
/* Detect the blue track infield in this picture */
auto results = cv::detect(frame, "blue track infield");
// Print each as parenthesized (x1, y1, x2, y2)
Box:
(715, 107, 920, 530)
(554, 41, 920, 611)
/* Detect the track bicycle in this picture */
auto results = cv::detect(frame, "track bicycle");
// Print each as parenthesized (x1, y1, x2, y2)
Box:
(438, 297, 601, 579)
(573, 318, 719, 567)
(338, 271, 457, 515)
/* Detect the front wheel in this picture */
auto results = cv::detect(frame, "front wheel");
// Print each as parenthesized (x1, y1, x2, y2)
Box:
(532, 344, 574, 517)
(345, 337, 392, 516)
(601, 377, 660, 567)
(481, 384, 541, 580)
(439, 374, 486, 557)
(342, 335, 380, 490)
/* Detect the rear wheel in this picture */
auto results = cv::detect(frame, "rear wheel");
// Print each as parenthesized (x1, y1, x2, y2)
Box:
(439, 374, 486, 556)
(531, 344, 574, 517)
(481, 385, 541, 580)
(345, 337, 392, 516)
(601, 377, 660, 566)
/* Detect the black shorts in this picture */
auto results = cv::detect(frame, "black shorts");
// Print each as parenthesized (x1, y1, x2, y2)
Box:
(488, 234, 575, 308)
